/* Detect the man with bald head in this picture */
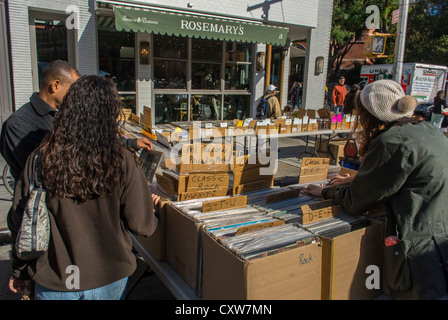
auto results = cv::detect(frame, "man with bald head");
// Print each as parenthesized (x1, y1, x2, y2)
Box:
(1, 60, 152, 183)
(1, 60, 81, 182)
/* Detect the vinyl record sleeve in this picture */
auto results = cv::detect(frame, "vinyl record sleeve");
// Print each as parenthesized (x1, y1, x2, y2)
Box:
(139, 149, 163, 184)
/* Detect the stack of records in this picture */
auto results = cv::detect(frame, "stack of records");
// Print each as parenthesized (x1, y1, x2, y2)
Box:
(252, 194, 319, 223)
(215, 224, 318, 261)
(302, 212, 370, 238)
(171, 196, 232, 220)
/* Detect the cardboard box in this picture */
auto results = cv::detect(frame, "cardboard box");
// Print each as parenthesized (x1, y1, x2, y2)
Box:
(202, 231, 322, 300)
(136, 197, 170, 262)
(316, 140, 347, 165)
(166, 203, 203, 294)
(319, 221, 384, 300)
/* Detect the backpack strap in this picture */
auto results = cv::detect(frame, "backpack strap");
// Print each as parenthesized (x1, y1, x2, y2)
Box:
(29, 153, 44, 193)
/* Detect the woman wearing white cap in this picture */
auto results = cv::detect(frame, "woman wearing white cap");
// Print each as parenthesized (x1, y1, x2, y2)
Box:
(304, 79, 448, 300)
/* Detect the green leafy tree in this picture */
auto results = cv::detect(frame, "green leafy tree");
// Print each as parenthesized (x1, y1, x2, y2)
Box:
(405, 0, 448, 66)
(329, 0, 398, 81)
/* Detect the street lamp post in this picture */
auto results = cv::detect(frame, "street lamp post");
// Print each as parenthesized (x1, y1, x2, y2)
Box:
(393, 0, 410, 83)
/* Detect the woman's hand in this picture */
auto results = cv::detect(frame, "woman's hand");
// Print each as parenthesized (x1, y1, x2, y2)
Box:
(152, 194, 160, 207)
(9, 277, 31, 295)
(303, 184, 324, 198)
(327, 173, 353, 186)
(137, 138, 153, 151)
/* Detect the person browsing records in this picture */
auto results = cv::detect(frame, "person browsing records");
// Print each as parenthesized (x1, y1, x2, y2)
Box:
(304, 80, 448, 300)
(8, 75, 158, 300)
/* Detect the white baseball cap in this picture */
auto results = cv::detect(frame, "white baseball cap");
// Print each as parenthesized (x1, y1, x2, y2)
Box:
(267, 84, 277, 92)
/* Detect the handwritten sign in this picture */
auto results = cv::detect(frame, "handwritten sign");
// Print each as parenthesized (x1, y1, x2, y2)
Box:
(235, 179, 273, 194)
(266, 188, 302, 203)
(299, 157, 330, 184)
(187, 173, 229, 191)
(300, 200, 340, 225)
(235, 220, 284, 235)
(202, 196, 247, 213)
(178, 188, 228, 201)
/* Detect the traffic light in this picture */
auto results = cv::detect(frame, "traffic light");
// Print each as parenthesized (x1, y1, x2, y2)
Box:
(364, 33, 396, 59)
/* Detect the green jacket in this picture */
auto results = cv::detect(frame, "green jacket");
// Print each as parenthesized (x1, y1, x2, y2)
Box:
(323, 121, 448, 299)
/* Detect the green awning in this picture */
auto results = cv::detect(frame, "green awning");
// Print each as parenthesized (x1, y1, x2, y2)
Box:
(114, 6, 288, 46)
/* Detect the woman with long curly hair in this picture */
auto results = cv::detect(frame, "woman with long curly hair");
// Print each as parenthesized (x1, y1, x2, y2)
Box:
(8, 75, 158, 300)
(304, 80, 448, 300)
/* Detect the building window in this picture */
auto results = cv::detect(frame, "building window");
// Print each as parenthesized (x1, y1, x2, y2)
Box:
(190, 94, 221, 121)
(153, 34, 187, 90)
(152, 34, 253, 123)
(154, 60, 187, 89)
(155, 94, 188, 123)
(98, 29, 136, 112)
(223, 95, 250, 120)
(191, 63, 221, 90)
(35, 19, 68, 82)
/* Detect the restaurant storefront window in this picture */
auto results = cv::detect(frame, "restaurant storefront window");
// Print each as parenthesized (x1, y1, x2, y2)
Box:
(223, 95, 250, 120)
(153, 33, 252, 123)
(190, 95, 221, 121)
(153, 34, 187, 89)
(98, 29, 136, 112)
(155, 94, 188, 123)
(98, 14, 254, 123)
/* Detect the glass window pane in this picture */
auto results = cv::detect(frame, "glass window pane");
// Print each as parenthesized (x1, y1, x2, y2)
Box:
(226, 42, 251, 62)
(190, 95, 221, 121)
(35, 19, 68, 83)
(192, 63, 220, 90)
(225, 64, 251, 90)
(98, 30, 135, 91)
(223, 95, 250, 120)
(155, 94, 188, 124)
(154, 60, 187, 89)
(269, 46, 282, 89)
(192, 38, 222, 61)
(153, 34, 187, 59)
(120, 94, 136, 115)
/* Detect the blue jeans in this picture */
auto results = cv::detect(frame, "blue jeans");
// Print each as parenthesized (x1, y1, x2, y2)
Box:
(292, 98, 301, 110)
(35, 277, 128, 300)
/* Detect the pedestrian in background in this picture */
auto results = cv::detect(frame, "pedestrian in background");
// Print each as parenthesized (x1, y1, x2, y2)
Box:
(431, 90, 446, 129)
(289, 81, 302, 111)
(8, 75, 158, 300)
(331, 75, 348, 113)
(264, 84, 282, 119)
(305, 80, 448, 300)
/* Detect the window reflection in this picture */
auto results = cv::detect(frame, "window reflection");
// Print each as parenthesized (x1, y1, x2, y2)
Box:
(155, 94, 188, 124)
(35, 19, 68, 83)
(224, 95, 250, 120)
(120, 94, 137, 114)
(190, 95, 221, 121)
(192, 38, 222, 61)
(98, 30, 135, 92)
(226, 42, 251, 62)
(192, 63, 220, 90)
(154, 60, 187, 89)
(153, 34, 187, 59)
(225, 64, 250, 90)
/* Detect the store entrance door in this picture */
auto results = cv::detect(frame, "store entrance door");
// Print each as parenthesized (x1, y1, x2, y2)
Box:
(29, 11, 77, 92)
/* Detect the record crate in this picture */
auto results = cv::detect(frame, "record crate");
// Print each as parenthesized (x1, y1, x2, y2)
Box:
(201, 228, 322, 300)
